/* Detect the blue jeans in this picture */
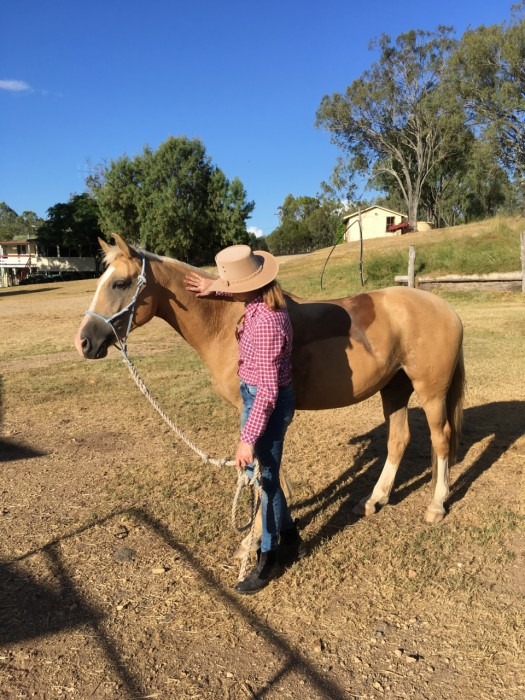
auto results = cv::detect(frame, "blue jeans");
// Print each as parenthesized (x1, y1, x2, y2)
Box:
(240, 382, 296, 553)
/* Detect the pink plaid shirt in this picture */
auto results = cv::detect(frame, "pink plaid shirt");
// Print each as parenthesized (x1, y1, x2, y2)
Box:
(237, 296, 293, 445)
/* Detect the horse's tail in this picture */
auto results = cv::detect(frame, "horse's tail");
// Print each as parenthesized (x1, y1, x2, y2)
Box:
(431, 347, 465, 475)
(446, 347, 465, 467)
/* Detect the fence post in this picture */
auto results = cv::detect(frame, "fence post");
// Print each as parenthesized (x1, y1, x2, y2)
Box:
(521, 232, 525, 294)
(408, 245, 416, 288)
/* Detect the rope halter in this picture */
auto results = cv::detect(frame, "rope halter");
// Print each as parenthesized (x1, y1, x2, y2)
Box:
(84, 254, 147, 354)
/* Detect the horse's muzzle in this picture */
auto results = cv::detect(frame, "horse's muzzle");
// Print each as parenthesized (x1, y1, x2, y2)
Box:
(78, 334, 109, 359)
(74, 316, 112, 359)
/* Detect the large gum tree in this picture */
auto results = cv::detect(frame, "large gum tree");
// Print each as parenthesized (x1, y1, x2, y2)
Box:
(316, 27, 462, 230)
(451, 4, 525, 180)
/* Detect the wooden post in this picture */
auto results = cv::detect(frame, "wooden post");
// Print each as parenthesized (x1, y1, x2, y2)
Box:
(408, 245, 416, 288)
(521, 232, 525, 293)
(358, 208, 365, 286)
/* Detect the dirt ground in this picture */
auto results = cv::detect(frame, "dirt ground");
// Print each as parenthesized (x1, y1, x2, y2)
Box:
(0, 280, 524, 700)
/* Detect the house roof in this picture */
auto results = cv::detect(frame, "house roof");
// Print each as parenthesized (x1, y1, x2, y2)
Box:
(343, 205, 406, 221)
(0, 234, 40, 243)
(0, 239, 32, 245)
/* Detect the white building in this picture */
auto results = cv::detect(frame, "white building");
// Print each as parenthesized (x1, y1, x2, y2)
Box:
(343, 206, 409, 242)
(0, 237, 98, 287)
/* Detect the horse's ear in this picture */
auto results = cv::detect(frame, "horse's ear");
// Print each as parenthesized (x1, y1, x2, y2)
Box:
(98, 237, 111, 254)
(112, 233, 138, 260)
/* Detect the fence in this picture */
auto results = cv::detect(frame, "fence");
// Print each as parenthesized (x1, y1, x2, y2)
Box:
(394, 232, 525, 293)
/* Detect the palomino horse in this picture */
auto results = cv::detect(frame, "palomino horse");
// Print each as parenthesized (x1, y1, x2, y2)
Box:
(75, 234, 465, 525)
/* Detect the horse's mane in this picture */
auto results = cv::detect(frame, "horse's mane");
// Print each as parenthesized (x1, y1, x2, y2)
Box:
(103, 242, 215, 278)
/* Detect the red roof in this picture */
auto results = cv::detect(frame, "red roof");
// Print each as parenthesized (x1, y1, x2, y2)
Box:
(387, 221, 410, 232)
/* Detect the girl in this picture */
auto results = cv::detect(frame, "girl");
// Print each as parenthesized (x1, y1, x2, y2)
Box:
(184, 244, 304, 594)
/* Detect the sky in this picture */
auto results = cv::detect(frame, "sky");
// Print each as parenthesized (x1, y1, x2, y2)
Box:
(0, 0, 514, 237)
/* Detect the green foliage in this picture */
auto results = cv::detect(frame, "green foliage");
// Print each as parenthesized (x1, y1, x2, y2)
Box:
(364, 250, 410, 286)
(316, 27, 461, 228)
(266, 194, 341, 255)
(0, 202, 43, 240)
(253, 235, 269, 252)
(318, 11, 525, 229)
(88, 136, 255, 264)
(451, 5, 525, 177)
(37, 193, 103, 258)
(419, 228, 520, 276)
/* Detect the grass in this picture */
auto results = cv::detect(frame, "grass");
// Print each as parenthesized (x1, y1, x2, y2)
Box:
(280, 214, 525, 297)
(1, 215, 525, 699)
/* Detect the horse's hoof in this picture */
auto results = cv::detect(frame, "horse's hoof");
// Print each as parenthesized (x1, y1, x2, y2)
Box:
(424, 508, 445, 524)
(353, 498, 378, 517)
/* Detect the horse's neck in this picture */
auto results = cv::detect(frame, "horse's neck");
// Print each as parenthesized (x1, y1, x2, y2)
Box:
(151, 258, 241, 358)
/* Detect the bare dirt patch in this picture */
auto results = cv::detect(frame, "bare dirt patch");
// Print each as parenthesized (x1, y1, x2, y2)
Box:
(1, 281, 524, 699)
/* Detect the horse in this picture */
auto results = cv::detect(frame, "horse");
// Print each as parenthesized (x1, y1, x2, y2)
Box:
(75, 234, 465, 528)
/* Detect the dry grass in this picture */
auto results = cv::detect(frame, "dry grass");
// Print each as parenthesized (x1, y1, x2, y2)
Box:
(0, 231, 524, 699)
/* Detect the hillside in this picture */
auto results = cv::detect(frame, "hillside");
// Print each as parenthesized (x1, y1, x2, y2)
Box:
(277, 216, 525, 299)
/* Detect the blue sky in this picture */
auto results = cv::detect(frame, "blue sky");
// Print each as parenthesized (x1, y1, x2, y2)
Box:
(0, 0, 513, 237)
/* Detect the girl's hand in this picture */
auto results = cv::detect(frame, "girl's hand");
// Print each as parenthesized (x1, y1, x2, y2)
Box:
(184, 272, 215, 297)
(235, 441, 254, 470)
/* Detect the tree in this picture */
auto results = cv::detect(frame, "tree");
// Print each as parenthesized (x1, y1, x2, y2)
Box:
(88, 157, 143, 242)
(0, 203, 43, 240)
(426, 138, 513, 226)
(451, 4, 525, 178)
(267, 195, 341, 255)
(37, 193, 103, 258)
(88, 136, 255, 265)
(316, 27, 463, 230)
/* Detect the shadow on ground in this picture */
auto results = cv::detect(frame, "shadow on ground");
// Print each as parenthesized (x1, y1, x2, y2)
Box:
(0, 287, 60, 298)
(1, 401, 522, 698)
(294, 401, 525, 550)
(3, 509, 349, 699)
(0, 439, 46, 463)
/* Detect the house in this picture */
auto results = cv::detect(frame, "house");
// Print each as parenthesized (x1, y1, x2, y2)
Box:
(343, 206, 408, 242)
(0, 237, 98, 287)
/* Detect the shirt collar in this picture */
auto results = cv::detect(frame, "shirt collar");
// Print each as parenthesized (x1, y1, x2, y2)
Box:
(244, 294, 263, 316)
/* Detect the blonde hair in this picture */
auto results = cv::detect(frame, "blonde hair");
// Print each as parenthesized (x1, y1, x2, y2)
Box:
(261, 280, 286, 310)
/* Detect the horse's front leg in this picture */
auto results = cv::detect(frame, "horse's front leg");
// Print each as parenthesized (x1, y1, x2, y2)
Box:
(353, 373, 412, 516)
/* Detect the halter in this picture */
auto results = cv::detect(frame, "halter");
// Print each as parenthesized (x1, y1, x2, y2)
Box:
(85, 254, 147, 353)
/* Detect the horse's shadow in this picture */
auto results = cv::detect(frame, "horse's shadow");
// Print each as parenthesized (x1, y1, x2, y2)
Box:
(294, 401, 525, 550)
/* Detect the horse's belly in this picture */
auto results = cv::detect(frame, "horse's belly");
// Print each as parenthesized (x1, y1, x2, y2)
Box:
(292, 338, 387, 410)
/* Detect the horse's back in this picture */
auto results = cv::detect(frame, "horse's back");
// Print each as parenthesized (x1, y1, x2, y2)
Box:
(287, 286, 463, 410)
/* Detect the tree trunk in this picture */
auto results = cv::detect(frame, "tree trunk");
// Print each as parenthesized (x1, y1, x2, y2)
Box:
(407, 197, 419, 232)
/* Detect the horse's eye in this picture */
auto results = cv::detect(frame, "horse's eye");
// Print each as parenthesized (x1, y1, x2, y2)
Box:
(113, 279, 131, 291)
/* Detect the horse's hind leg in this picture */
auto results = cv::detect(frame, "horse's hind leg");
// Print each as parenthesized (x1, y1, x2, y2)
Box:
(420, 396, 451, 524)
(353, 370, 413, 516)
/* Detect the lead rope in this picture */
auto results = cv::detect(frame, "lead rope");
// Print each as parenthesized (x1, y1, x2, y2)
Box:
(120, 348, 262, 581)
(84, 254, 261, 581)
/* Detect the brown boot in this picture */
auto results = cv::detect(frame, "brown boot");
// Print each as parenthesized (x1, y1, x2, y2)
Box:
(235, 550, 280, 594)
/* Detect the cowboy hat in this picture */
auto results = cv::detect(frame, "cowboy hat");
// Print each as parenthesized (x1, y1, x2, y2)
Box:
(207, 245, 279, 293)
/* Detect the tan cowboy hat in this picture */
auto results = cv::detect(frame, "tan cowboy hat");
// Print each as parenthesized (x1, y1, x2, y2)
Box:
(207, 245, 279, 293)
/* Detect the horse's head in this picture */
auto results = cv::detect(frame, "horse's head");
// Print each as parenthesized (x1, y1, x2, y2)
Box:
(75, 234, 156, 359)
